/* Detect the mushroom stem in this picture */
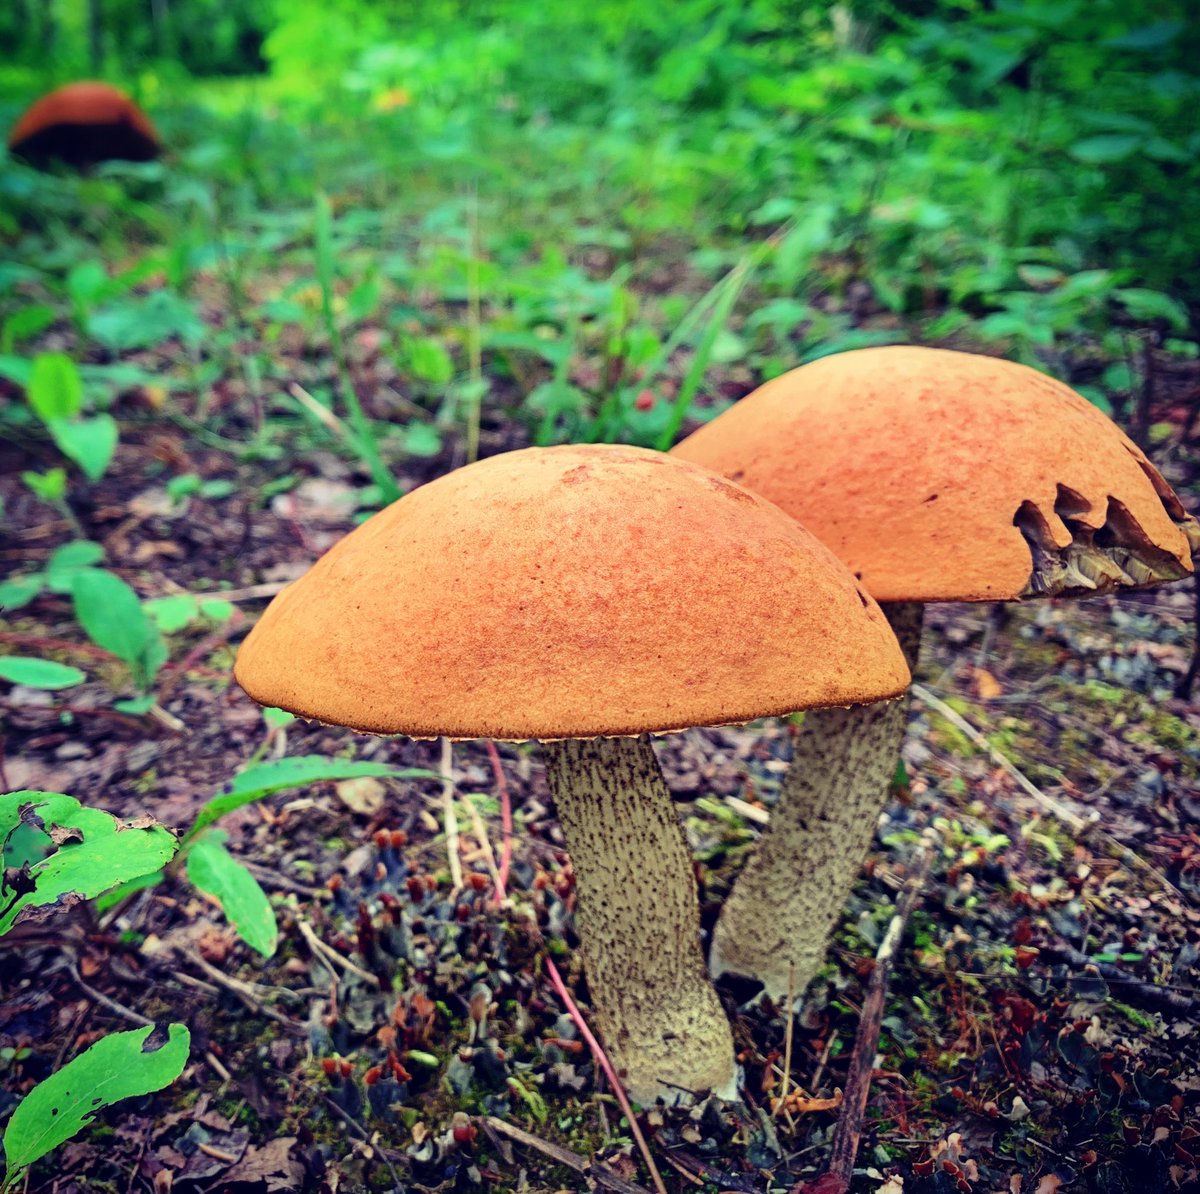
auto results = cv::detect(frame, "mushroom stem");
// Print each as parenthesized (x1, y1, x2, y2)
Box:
(542, 735, 737, 1105)
(710, 603, 925, 1001)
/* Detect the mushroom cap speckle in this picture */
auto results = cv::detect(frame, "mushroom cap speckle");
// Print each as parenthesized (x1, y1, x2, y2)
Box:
(235, 444, 910, 740)
(8, 82, 160, 165)
(672, 346, 1194, 603)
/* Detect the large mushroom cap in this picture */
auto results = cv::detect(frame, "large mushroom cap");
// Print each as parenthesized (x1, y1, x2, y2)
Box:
(235, 444, 910, 740)
(8, 82, 160, 167)
(672, 346, 1196, 603)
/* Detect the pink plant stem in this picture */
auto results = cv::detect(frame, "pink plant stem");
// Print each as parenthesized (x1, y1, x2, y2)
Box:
(486, 740, 513, 905)
(544, 957, 668, 1194)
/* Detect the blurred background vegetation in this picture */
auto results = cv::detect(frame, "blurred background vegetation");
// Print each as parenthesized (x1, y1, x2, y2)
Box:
(1, 0, 1198, 461)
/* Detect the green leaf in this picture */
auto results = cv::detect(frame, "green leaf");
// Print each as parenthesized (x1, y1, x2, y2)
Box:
(48, 414, 119, 481)
(22, 468, 67, 502)
(3, 1024, 190, 1180)
(1113, 288, 1189, 332)
(0, 791, 177, 934)
(187, 832, 277, 957)
(27, 353, 83, 422)
(1069, 134, 1141, 164)
(71, 570, 165, 688)
(0, 657, 86, 690)
(0, 575, 43, 611)
(188, 757, 435, 839)
(45, 541, 105, 593)
(144, 595, 200, 634)
(1, 304, 56, 354)
(402, 421, 443, 457)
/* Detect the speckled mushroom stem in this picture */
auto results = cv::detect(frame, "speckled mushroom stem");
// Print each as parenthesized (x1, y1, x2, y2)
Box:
(710, 603, 925, 1002)
(542, 735, 737, 1105)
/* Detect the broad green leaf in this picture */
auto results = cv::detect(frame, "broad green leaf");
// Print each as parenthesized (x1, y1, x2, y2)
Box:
(3, 1024, 190, 1179)
(403, 421, 443, 457)
(0, 791, 177, 934)
(2, 304, 56, 353)
(22, 468, 67, 502)
(27, 353, 83, 422)
(1113, 288, 1189, 332)
(0, 657, 86, 690)
(48, 414, 119, 481)
(45, 541, 106, 592)
(1069, 134, 1140, 164)
(71, 570, 165, 687)
(144, 594, 200, 634)
(0, 575, 43, 611)
(187, 832, 277, 956)
(188, 757, 436, 839)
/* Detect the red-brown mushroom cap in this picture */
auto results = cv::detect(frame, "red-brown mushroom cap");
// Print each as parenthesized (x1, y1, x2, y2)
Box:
(672, 346, 1196, 603)
(235, 444, 910, 740)
(8, 82, 160, 166)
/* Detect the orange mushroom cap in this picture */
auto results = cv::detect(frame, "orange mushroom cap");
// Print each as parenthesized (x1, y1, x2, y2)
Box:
(8, 82, 160, 166)
(234, 444, 910, 740)
(672, 346, 1195, 603)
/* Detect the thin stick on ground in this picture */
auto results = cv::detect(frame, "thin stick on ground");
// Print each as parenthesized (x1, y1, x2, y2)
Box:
(439, 737, 464, 892)
(795, 848, 931, 1194)
(544, 957, 669, 1194)
(774, 960, 797, 1123)
(911, 683, 1092, 831)
(296, 918, 381, 988)
(485, 740, 513, 903)
(911, 681, 1183, 898)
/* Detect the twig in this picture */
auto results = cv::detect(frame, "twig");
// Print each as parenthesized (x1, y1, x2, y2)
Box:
(911, 683, 1092, 831)
(912, 682, 1184, 898)
(296, 917, 381, 988)
(288, 382, 356, 448)
(66, 961, 153, 1027)
(545, 957, 669, 1194)
(485, 740, 513, 903)
(794, 849, 931, 1194)
(464, 799, 504, 896)
(724, 794, 770, 825)
(205, 1050, 233, 1082)
(774, 960, 797, 1122)
(439, 737, 464, 891)
(483, 1115, 653, 1194)
(174, 948, 308, 1034)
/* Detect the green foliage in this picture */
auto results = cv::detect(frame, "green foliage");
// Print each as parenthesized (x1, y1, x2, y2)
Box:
(0, 657, 86, 690)
(0, 791, 177, 934)
(71, 570, 167, 693)
(186, 831, 277, 956)
(24, 354, 117, 481)
(2, 1025, 190, 1187)
(187, 756, 433, 840)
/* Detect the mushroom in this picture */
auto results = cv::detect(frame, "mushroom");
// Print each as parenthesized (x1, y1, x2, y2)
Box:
(672, 345, 1199, 999)
(8, 82, 160, 170)
(234, 443, 910, 1103)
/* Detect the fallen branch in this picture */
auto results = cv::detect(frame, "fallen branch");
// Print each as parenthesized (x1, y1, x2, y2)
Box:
(795, 848, 931, 1194)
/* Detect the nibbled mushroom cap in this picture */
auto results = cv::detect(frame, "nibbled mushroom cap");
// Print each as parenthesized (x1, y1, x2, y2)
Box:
(672, 346, 1194, 603)
(8, 82, 160, 163)
(235, 444, 911, 740)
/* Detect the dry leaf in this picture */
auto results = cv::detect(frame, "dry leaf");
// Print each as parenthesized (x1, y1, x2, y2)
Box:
(336, 777, 387, 815)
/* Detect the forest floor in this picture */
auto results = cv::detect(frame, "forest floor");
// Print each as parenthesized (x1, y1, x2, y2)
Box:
(3, 286, 1200, 1194)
